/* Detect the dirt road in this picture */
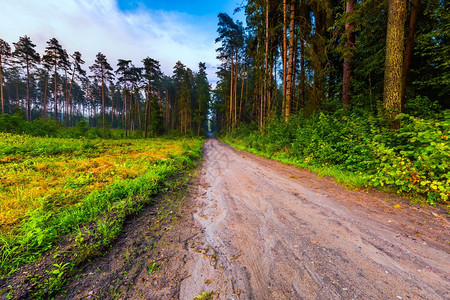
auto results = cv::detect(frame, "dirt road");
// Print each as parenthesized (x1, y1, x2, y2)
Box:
(62, 138, 449, 299)
(178, 138, 449, 299)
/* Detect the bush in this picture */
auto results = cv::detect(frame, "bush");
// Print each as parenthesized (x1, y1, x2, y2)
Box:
(224, 109, 450, 204)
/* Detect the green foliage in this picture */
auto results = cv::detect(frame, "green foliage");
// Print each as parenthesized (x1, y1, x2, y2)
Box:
(0, 136, 204, 277)
(193, 292, 214, 300)
(225, 110, 450, 205)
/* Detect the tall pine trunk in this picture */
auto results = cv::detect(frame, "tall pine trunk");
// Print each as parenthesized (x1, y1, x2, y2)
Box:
(43, 74, 48, 118)
(101, 67, 105, 129)
(0, 54, 4, 114)
(229, 48, 234, 133)
(285, 0, 296, 121)
(264, 0, 269, 125)
(54, 63, 58, 122)
(402, 0, 420, 110)
(26, 60, 31, 121)
(342, 0, 356, 110)
(383, 0, 407, 124)
(282, 0, 287, 118)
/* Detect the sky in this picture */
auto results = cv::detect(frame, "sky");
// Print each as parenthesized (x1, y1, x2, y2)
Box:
(0, 0, 246, 85)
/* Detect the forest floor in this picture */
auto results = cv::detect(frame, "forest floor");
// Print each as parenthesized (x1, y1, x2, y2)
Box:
(60, 138, 449, 300)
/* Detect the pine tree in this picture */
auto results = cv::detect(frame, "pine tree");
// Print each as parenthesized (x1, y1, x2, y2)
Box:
(0, 39, 11, 114)
(142, 57, 162, 138)
(90, 52, 114, 129)
(194, 62, 210, 136)
(42, 38, 68, 122)
(13, 35, 40, 121)
(67, 51, 86, 126)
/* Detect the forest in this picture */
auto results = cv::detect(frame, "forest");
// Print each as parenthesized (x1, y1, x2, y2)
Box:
(212, 0, 449, 205)
(0, 36, 210, 138)
(0, 0, 449, 298)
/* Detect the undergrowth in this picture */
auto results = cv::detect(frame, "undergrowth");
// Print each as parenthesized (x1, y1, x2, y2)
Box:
(222, 109, 449, 207)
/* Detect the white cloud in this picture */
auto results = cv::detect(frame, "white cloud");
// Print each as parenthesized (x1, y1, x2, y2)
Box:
(0, 0, 220, 82)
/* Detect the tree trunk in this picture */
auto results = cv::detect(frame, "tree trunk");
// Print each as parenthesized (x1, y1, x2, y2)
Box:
(65, 69, 73, 126)
(101, 67, 105, 129)
(124, 90, 128, 137)
(54, 63, 58, 122)
(234, 50, 238, 129)
(285, 0, 296, 121)
(239, 70, 245, 124)
(0, 54, 3, 114)
(26, 59, 31, 121)
(43, 74, 48, 118)
(144, 79, 150, 138)
(402, 0, 420, 110)
(342, 0, 356, 110)
(383, 0, 407, 123)
(300, 39, 306, 108)
(282, 0, 287, 118)
(166, 88, 170, 132)
(264, 0, 269, 125)
(229, 48, 234, 133)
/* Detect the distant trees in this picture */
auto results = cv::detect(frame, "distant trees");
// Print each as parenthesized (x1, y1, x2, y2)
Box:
(0, 36, 210, 137)
(211, 0, 448, 132)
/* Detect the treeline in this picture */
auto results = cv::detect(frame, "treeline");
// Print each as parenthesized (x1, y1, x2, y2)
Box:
(214, 0, 449, 204)
(212, 0, 448, 131)
(0, 36, 210, 137)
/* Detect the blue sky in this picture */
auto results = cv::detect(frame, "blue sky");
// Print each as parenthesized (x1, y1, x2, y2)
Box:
(0, 0, 245, 85)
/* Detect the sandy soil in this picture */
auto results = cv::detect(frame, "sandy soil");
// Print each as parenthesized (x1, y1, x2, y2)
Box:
(60, 138, 449, 299)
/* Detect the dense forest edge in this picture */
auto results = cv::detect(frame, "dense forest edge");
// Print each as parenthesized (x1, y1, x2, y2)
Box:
(211, 0, 449, 207)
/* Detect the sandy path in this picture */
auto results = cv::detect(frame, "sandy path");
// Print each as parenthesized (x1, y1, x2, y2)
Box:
(179, 138, 449, 300)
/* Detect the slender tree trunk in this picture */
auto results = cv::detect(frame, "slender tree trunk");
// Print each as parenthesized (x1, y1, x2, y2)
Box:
(111, 91, 114, 127)
(234, 50, 238, 129)
(402, 0, 420, 110)
(229, 49, 234, 133)
(101, 67, 105, 129)
(26, 60, 31, 121)
(54, 64, 58, 122)
(285, 0, 296, 121)
(66, 66, 75, 127)
(383, 0, 407, 124)
(43, 74, 48, 118)
(239, 70, 245, 124)
(264, 0, 269, 125)
(300, 39, 306, 108)
(342, 0, 356, 110)
(124, 90, 128, 137)
(137, 93, 142, 131)
(282, 0, 287, 118)
(292, 35, 297, 113)
(0, 55, 3, 115)
(144, 79, 150, 138)
(166, 88, 170, 132)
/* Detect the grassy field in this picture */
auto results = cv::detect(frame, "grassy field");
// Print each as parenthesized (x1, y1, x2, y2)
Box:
(0, 133, 203, 278)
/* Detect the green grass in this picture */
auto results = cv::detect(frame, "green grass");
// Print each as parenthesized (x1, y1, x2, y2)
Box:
(0, 134, 203, 277)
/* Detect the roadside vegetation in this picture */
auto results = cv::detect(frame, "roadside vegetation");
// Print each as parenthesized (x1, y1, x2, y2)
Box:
(223, 109, 449, 207)
(0, 130, 202, 297)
